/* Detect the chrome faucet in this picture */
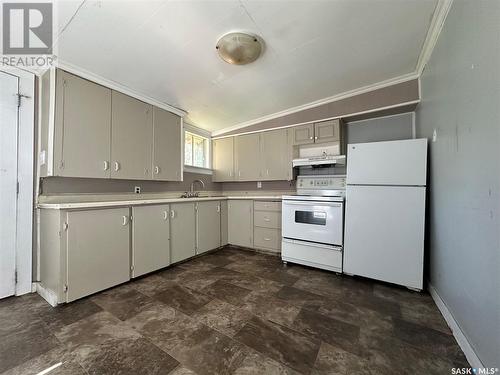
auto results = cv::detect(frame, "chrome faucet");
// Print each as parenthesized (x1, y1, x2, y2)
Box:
(182, 179, 205, 198)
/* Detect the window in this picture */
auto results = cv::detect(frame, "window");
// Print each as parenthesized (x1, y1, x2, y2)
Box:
(184, 131, 209, 168)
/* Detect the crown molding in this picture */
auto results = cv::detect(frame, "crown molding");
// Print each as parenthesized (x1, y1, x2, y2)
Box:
(415, 0, 454, 75)
(212, 72, 419, 136)
(55, 60, 187, 117)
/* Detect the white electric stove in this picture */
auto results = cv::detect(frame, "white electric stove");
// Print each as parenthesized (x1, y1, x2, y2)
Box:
(281, 175, 346, 272)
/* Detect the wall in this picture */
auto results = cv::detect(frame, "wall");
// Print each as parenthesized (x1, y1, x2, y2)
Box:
(40, 172, 221, 195)
(216, 79, 419, 136)
(416, 0, 500, 367)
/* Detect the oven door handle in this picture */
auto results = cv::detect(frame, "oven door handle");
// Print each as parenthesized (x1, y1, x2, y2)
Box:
(283, 201, 342, 208)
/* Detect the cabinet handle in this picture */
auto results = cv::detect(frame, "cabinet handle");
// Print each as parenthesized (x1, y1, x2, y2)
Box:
(217, 205, 220, 213)
(266, 169, 269, 176)
(114, 162, 120, 171)
(263, 238, 271, 241)
(122, 215, 128, 226)
(170, 210, 175, 219)
(163, 211, 168, 220)
(238, 171, 241, 177)
(103, 161, 109, 171)
(309, 136, 313, 140)
(154, 166, 160, 174)
(264, 217, 271, 222)
(315, 136, 318, 140)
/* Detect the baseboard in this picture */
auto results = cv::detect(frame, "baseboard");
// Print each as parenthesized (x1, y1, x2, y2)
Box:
(428, 283, 483, 368)
(36, 283, 58, 307)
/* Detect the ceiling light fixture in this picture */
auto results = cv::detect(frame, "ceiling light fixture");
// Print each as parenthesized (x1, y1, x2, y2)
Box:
(216, 32, 263, 65)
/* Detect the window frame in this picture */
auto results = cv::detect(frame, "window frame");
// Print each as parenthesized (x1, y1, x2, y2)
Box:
(183, 123, 212, 173)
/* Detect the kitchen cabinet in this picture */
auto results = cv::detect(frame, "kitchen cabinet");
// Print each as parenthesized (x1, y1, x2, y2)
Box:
(152, 107, 182, 181)
(235, 134, 261, 181)
(228, 200, 253, 247)
(220, 200, 228, 246)
(53, 70, 112, 178)
(65, 208, 130, 302)
(196, 201, 221, 254)
(292, 119, 342, 145)
(314, 119, 341, 143)
(170, 202, 196, 263)
(132, 204, 170, 277)
(212, 137, 234, 182)
(39, 68, 183, 182)
(260, 129, 292, 181)
(111, 91, 153, 180)
(292, 124, 315, 145)
(253, 200, 281, 253)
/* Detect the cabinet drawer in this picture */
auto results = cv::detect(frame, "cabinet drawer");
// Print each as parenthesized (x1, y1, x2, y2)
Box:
(254, 227, 281, 250)
(254, 201, 281, 212)
(254, 211, 281, 229)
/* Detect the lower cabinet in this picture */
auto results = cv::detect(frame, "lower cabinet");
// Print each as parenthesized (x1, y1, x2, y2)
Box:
(253, 200, 282, 253)
(65, 208, 130, 302)
(196, 201, 221, 254)
(228, 200, 253, 248)
(132, 204, 170, 278)
(170, 202, 196, 263)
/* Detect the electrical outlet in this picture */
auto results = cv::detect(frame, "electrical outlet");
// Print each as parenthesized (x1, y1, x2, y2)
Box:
(134, 186, 141, 194)
(257, 182, 262, 189)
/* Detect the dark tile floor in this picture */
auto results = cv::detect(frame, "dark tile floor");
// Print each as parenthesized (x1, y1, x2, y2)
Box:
(0, 246, 469, 375)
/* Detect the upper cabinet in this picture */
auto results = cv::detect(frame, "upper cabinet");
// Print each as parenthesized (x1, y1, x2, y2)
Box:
(292, 119, 341, 145)
(152, 107, 182, 181)
(261, 129, 292, 181)
(235, 133, 261, 181)
(292, 124, 315, 145)
(212, 137, 234, 182)
(314, 119, 341, 143)
(111, 91, 153, 180)
(53, 70, 112, 178)
(212, 128, 293, 182)
(39, 69, 183, 181)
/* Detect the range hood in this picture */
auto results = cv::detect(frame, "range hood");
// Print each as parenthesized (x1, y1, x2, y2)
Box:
(293, 154, 346, 167)
(292, 142, 346, 167)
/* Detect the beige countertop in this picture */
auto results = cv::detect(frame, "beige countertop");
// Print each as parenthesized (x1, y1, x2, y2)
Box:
(37, 192, 288, 210)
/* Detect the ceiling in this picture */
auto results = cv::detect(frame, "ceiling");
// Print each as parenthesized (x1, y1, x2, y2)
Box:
(54, 0, 438, 132)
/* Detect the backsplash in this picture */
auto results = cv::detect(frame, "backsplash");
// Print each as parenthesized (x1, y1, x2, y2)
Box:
(40, 172, 222, 195)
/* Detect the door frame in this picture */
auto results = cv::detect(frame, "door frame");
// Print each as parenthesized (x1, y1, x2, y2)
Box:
(1, 66, 35, 296)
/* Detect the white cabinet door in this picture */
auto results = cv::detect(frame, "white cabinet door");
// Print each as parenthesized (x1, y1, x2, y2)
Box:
(220, 200, 228, 246)
(228, 200, 253, 247)
(65, 208, 130, 302)
(132, 205, 170, 277)
(53, 70, 111, 178)
(235, 134, 261, 181)
(170, 203, 196, 263)
(152, 107, 182, 181)
(212, 137, 234, 182)
(314, 119, 340, 143)
(111, 91, 153, 180)
(261, 129, 291, 180)
(196, 201, 221, 254)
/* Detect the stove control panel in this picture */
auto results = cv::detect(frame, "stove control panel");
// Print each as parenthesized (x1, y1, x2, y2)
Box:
(297, 175, 346, 190)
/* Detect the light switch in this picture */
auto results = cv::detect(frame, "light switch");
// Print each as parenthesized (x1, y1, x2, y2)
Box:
(432, 129, 438, 143)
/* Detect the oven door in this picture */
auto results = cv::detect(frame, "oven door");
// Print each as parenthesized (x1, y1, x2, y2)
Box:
(282, 200, 343, 245)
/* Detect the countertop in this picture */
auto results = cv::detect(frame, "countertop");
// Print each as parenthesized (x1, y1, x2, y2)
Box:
(37, 193, 287, 210)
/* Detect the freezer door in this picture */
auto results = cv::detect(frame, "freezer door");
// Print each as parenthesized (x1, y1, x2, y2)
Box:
(346, 139, 427, 186)
(343, 185, 425, 289)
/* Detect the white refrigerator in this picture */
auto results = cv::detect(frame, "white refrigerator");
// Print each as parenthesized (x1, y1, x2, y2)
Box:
(343, 138, 427, 290)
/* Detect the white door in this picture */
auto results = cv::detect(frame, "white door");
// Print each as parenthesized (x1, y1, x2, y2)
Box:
(0, 71, 19, 299)
(343, 185, 426, 290)
(346, 139, 427, 186)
